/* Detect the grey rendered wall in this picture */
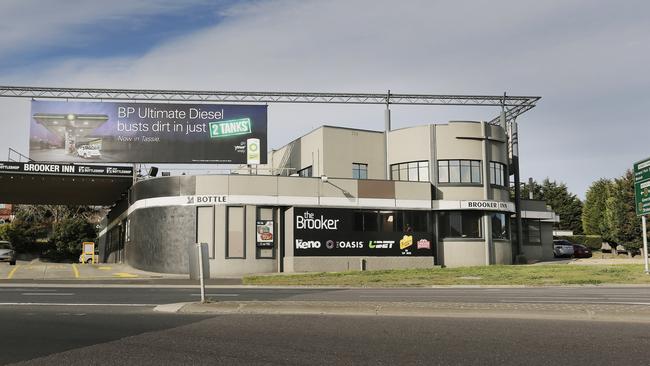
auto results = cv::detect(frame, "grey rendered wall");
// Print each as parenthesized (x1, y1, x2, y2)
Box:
(493, 240, 512, 264)
(521, 244, 543, 261)
(126, 205, 195, 274)
(541, 222, 555, 260)
(322, 127, 386, 179)
(442, 240, 486, 267)
(387, 125, 432, 166)
(208, 204, 276, 277)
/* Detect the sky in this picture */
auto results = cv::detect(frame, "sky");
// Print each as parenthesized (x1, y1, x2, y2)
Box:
(0, 0, 648, 199)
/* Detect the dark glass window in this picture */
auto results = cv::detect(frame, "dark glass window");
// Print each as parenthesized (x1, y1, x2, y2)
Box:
(439, 211, 483, 239)
(523, 219, 541, 244)
(491, 213, 509, 239)
(438, 160, 481, 184)
(379, 211, 394, 232)
(362, 211, 379, 232)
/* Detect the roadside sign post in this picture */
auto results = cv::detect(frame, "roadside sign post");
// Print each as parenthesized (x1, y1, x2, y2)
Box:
(197, 243, 206, 303)
(634, 157, 650, 274)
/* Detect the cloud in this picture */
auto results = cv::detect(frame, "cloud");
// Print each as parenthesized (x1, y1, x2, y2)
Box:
(1, 0, 648, 197)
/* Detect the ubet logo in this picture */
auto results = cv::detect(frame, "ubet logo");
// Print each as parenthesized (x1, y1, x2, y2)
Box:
(209, 118, 252, 138)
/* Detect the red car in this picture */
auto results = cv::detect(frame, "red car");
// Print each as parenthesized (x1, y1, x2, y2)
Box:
(572, 244, 592, 258)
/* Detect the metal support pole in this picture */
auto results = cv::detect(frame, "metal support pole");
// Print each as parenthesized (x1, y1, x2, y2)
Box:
(511, 120, 524, 262)
(384, 90, 391, 180)
(643, 215, 648, 274)
(197, 242, 206, 303)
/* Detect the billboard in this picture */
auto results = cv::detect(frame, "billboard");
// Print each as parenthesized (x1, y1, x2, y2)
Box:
(29, 100, 267, 164)
(293, 207, 434, 257)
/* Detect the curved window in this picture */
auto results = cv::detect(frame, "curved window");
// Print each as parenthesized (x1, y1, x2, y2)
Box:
(491, 213, 510, 240)
(489, 162, 507, 187)
(438, 211, 482, 239)
(390, 161, 429, 182)
(438, 160, 481, 184)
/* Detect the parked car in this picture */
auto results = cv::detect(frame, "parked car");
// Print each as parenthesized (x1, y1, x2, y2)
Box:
(553, 239, 575, 258)
(572, 243, 592, 258)
(76, 145, 101, 159)
(0, 240, 16, 265)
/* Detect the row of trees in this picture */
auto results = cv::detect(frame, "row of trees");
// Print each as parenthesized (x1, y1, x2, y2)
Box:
(521, 170, 643, 250)
(582, 171, 642, 249)
(0, 205, 101, 261)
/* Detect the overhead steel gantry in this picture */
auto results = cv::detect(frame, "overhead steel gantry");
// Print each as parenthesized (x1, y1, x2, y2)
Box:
(0, 85, 540, 125)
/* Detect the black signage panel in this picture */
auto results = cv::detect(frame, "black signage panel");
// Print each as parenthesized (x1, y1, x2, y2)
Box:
(0, 161, 133, 177)
(293, 207, 434, 257)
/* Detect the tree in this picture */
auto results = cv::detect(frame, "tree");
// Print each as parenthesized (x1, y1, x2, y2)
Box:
(604, 170, 642, 250)
(582, 179, 613, 238)
(45, 217, 97, 262)
(521, 178, 583, 234)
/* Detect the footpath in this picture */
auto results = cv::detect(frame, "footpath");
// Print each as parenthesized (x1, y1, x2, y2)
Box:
(156, 299, 650, 323)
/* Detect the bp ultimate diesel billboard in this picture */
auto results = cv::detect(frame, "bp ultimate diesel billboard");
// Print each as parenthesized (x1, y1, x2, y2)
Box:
(29, 100, 267, 164)
(293, 207, 434, 257)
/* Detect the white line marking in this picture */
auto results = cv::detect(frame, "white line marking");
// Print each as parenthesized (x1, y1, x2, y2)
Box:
(0, 303, 158, 307)
(21, 293, 75, 296)
(191, 293, 239, 297)
(501, 300, 650, 306)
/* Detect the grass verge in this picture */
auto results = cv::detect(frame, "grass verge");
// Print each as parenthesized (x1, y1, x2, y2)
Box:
(243, 264, 650, 287)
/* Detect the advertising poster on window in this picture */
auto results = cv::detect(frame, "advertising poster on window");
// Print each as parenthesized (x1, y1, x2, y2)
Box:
(293, 207, 434, 257)
(256, 220, 274, 248)
(28, 100, 267, 164)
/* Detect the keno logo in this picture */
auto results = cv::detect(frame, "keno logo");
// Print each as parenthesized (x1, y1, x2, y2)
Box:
(296, 239, 321, 249)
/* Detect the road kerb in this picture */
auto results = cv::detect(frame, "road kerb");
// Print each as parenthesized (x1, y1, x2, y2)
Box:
(154, 302, 195, 313)
(168, 300, 650, 323)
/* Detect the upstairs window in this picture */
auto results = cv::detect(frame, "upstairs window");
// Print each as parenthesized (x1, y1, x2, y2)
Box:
(297, 166, 312, 177)
(390, 161, 429, 182)
(352, 163, 368, 179)
(438, 160, 481, 184)
(489, 162, 507, 187)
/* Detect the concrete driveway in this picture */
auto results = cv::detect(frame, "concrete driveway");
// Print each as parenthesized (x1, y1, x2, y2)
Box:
(0, 259, 185, 280)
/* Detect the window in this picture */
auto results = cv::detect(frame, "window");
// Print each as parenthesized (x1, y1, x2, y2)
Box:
(439, 211, 483, 239)
(352, 163, 368, 179)
(523, 219, 541, 245)
(389, 161, 429, 182)
(226, 206, 245, 258)
(354, 210, 431, 233)
(297, 166, 312, 177)
(438, 160, 481, 184)
(489, 162, 507, 187)
(491, 213, 509, 240)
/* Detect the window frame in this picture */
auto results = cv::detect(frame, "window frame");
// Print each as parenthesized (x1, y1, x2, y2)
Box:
(438, 211, 484, 240)
(389, 161, 430, 182)
(352, 162, 368, 179)
(297, 166, 312, 177)
(438, 160, 482, 184)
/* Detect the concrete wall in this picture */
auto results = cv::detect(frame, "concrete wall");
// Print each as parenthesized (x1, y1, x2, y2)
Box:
(126, 205, 195, 274)
(493, 240, 512, 264)
(387, 125, 432, 166)
(441, 240, 486, 267)
(322, 127, 386, 179)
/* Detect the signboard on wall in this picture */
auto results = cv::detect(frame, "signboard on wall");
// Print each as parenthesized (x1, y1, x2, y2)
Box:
(0, 161, 133, 177)
(29, 100, 267, 164)
(634, 157, 650, 216)
(293, 207, 434, 257)
(256, 220, 274, 248)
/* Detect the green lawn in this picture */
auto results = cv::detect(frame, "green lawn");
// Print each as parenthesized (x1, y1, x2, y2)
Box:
(243, 264, 650, 287)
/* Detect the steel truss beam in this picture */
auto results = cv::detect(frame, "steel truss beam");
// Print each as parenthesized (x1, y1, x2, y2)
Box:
(0, 85, 540, 124)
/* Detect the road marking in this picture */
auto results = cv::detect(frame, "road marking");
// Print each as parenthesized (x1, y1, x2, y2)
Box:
(113, 272, 139, 278)
(22, 293, 75, 296)
(0, 303, 158, 307)
(72, 264, 80, 278)
(6, 265, 19, 279)
(98, 266, 112, 270)
(191, 293, 239, 297)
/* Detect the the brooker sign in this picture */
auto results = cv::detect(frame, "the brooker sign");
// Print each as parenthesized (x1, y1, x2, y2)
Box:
(460, 200, 515, 212)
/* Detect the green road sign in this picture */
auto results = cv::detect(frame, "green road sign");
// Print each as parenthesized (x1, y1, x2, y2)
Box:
(209, 118, 252, 138)
(634, 156, 650, 216)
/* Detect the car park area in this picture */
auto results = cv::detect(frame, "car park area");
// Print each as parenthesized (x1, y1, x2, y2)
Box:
(0, 259, 185, 280)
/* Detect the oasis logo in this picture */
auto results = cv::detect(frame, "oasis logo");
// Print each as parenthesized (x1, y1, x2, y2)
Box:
(296, 211, 340, 230)
(295, 239, 321, 249)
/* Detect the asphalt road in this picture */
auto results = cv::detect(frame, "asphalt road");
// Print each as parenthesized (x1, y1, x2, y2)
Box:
(2, 285, 650, 306)
(3, 307, 650, 365)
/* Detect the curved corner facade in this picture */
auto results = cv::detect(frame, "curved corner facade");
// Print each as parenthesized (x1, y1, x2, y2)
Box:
(98, 121, 556, 275)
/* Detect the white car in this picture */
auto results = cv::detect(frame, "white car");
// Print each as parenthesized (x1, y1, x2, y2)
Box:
(553, 240, 575, 258)
(77, 145, 101, 159)
(0, 241, 16, 265)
